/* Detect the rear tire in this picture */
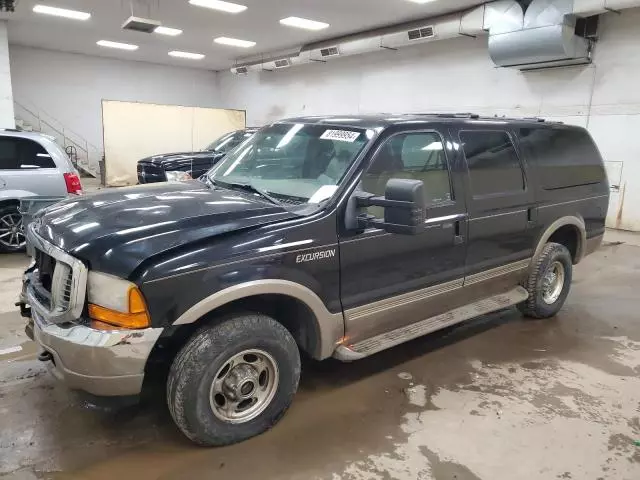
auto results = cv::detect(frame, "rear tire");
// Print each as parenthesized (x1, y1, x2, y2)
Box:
(519, 242, 573, 319)
(167, 313, 300, 446)
(0, 205, 26, 253)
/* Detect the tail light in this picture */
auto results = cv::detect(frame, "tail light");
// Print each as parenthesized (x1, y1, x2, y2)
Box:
(63, 172, 83, 195)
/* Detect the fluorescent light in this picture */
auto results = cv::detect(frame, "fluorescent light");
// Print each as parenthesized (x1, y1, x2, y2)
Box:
(33, 4, 91, 20)
(214, 36, 255, 48)
(405, 0, 438, 3)
(155, 26, 183, 36)
(189, 0, 247, 13)
(280, 16, 329, 31)
(169, 51, 205, 60)
(96, 40, 139, 51)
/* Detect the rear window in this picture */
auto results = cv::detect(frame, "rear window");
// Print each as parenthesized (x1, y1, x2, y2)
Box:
(518, 127, 605, 190)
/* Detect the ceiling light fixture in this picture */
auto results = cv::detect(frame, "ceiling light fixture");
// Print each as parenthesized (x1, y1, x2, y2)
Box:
(96, 40, 139, 51)
(405, 0, 438, 3)
(189, 0, 247, 13)
(214, 36, 255, 48)
(33, 4, 91, 20)
(279, 16, 329, 31)
(155, 26, 183, 36)
(169, 51, 205, 60)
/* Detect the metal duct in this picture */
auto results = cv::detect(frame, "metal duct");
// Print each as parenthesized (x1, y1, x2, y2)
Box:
(488, 0, 591, 70)
(573, 0, 640, 17)
(228, 0, 640, 74)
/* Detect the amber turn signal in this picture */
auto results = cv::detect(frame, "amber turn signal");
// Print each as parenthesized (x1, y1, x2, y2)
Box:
(88, 286, 150, 329)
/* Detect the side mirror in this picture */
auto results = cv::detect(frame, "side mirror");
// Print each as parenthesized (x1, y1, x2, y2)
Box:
(353, 178, 426, 235)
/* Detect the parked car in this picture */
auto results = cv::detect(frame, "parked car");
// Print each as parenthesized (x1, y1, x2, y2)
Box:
(137, 128, 258, 184)
(20, 114, 608, 446)
(0, 130, 82, 252)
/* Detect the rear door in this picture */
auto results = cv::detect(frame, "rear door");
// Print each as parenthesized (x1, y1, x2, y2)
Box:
(453, 126, 536, 290)
(0, 137, 66, 197)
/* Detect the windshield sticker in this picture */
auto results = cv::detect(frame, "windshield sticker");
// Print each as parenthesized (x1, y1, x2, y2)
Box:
(320, 130, 361, 143)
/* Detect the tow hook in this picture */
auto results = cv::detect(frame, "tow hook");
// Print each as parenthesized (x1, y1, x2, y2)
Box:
(38, 351, 53, 363)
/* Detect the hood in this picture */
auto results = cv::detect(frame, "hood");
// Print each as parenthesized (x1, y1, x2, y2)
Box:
(34, 181, 296, 277)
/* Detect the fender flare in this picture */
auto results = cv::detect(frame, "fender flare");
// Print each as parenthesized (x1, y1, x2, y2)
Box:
(173, 279, 344, 360)
(533, 216, 587, 266)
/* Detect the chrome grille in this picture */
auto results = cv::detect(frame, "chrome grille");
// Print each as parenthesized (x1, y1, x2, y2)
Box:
(26, 224, 88, 324)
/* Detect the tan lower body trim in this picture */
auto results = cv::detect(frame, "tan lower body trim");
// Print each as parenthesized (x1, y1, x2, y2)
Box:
(342, 259, 531, 345)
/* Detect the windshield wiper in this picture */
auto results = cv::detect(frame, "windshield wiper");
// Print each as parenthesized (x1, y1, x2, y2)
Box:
(215, 180, 280, 205)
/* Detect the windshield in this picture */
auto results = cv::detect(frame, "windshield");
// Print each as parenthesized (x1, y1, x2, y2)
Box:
(206, 130, 254, 154)
(208, 123, 370, 205)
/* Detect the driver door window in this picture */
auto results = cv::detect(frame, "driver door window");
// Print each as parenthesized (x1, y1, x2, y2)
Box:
(362, 132, 453, 217)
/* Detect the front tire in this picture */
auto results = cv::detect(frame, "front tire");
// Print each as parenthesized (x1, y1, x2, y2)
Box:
(167, 313, 301, 446)
(0, 205, 26, 253)
(519, 242, 573, 319)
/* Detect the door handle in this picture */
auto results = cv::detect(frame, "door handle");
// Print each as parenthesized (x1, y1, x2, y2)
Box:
(454, 219, 465, 245)
(526, 207, 536, 229)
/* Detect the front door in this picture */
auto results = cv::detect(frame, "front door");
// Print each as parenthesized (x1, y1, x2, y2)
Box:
(338, 127, 468, 344)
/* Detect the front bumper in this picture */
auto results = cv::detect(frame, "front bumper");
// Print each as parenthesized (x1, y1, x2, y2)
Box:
(22, 271, 163, 397)
(28, 309, 163, 396)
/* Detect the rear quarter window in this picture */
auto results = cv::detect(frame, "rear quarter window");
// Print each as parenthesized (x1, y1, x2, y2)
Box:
(518, 127, 605, 190)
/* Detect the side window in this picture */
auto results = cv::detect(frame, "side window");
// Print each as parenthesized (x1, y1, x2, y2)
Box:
(20, 139, 55, 168)
(519, 127, 605, 189)
(0, 138, 20, 170)
(362, 132, 453, 209)
(460, 130, 525, 196)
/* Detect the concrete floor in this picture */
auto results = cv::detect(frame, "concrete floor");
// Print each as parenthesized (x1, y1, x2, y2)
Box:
(1, 242, 639, 480)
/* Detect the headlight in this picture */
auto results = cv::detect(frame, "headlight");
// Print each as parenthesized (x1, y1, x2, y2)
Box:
(87, 272, 150, 329)
(165, 171, 192, 182)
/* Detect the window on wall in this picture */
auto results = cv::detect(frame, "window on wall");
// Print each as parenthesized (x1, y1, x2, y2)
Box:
(362, 131, 452, 209)
(460, 130, 525, 196)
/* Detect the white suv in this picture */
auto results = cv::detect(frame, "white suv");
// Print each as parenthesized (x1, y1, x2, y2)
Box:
(0, 130, 83, 253)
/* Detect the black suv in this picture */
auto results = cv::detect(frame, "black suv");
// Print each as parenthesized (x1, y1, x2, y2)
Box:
(136, 128, 257, 183)
(20, 114, 608, 446)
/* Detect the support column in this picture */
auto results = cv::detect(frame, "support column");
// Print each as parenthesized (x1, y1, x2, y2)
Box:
(0, 20, 14, 129)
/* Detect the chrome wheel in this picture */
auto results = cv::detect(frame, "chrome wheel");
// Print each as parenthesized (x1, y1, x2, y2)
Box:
(0, 212, 26, 249)
(209, 349, 279, 424)
(542, 261, 565, 305)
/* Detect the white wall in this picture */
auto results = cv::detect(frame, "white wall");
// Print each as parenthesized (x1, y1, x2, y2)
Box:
(0, 21, 14, 129)
(8, 45, 218, 152)
(217, 8, 640, 232)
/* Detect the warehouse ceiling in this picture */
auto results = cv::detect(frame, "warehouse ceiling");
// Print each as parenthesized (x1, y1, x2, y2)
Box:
(7, 0, 486, 70)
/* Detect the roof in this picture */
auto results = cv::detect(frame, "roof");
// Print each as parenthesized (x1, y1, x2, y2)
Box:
(278, 113, 566, 130)
(0, 129, 57, 141)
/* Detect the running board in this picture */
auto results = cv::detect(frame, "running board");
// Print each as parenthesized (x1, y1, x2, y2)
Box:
(333, 286, 529, 361)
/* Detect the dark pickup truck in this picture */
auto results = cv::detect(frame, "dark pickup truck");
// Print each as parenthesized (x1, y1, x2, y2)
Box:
(137, 128, 257, 183)
(20, 114, 608, 446)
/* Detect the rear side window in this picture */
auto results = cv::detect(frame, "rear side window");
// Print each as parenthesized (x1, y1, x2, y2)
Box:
(519, 127, 605, 190)
(0, 138, 19, 169)
(21, 139, 55, 168)
(0, 137, 55, 169)
(460, 130, 525, 196)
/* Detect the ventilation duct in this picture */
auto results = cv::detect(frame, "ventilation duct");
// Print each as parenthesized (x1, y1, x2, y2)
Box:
(227, 0, 640, 75)
(488, 0, 592, 70)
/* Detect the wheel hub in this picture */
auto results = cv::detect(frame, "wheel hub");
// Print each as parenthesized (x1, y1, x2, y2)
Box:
(222, 364, 259, 401)
(542, 261, 565, 305)
(0, 213, 26, 248)
(209, 349, 280, 424)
